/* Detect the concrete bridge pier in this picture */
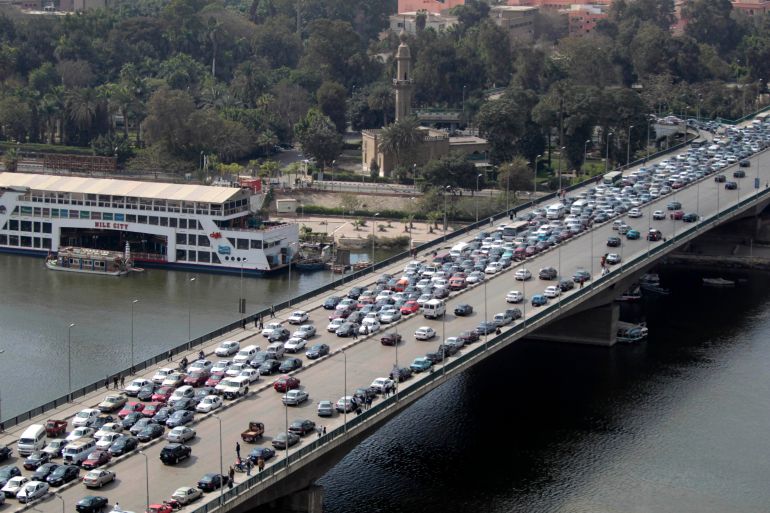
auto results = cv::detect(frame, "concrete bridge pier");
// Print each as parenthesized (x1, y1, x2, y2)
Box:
(262, 485, 324, 513)
(529, 302, 619, 347)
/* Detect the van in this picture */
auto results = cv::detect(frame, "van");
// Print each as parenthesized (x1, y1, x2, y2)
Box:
(216, 376, 251, 400)
(266, 342, 285, 360)
(449, 242, 469, 258)
(233, 344, 258, 364)
(422, 299, 446, 319)
(570, 199, 587, 216)
(545, 203, 565, 220)
(17, 424, 46, 456)
(62, 438, 97, 465)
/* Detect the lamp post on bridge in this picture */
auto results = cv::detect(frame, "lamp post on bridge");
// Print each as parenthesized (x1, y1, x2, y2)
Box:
(130, 299, 139, 373)
(138, 451, 150, 513)
(371, 213, 379, 266)
(605, 131, 614, 173)
(583, 140, 591, 175)
(187, 276, 196, 347)
(533, 154, 541, 201)
(475, 174, 483, 223)
(626, 125, 634, 167)
(67, 323, 75, 402)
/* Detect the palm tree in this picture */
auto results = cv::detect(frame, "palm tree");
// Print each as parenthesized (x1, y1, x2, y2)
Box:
(102, 83, 138, 140)
(44, 87, 65, 144)
(66, 87, 100, 132)
(378, 116, 422, 171)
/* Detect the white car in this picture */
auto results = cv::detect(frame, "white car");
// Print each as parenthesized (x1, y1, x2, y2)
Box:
(414, 327, 436, 340)
(652, 210, 666, 220)
(167, 426, 197, 442)
(66, 426, 96, 442)
(211, 360, 231, 374)
(171, 486, 203, 505)
(16, 481, 48, 503)
(188, 359, 213, 372)
(359, 319, 380, 335)
(215, 340, 240, 357)
(73, 408, 100, 427)
(628, 208, 642, 218)
(293, 325, 316, 339)
(543, 285, 561, 298)
(2, 476, 29, 497)
(124, 379, 151, 396)
(369, 377, 394, 394)
(225, 362, 248, 377)
(94, 423, 123, 438)
(287, 310, 309, 325)
(606, 253, 621, 265)
(95, 432, 123, 450)
(171, 385, 195, 401)
(505, 290, 524, 303)
(327, 318, 345, 332)
(281, 389, 309, 406)
(261, 322, 283, 337)
(484, 262, 502, 274)
(162, 372, 185, 387)
(196, 395, 223, 413)
(152, 368, 175, 385)
(238, 369, 260, 383)
(284, 337, 307, 353)
(514, 268, 532, 280)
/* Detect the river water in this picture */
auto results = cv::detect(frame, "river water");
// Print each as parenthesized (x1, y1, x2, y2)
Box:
(2, 254, 769, 512)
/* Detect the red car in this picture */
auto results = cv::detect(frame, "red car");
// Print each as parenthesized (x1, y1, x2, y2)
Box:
(81, 450, 111, 470)
(151, 386, 176, 403)
(448, 277, 466, 291)
(118, 402, 144, 419)
(184, 370, 210, 387)
(205, 374, 224, 387)
(273, 375, 300, 393)
(142, 402, 163, 418)
(400, 300, 420, 315)
(328, 308, 352, 321)
(671, 210, 685, 220)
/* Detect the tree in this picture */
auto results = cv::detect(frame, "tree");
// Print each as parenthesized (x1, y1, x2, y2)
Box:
(316, 80, 347, 133)
(0, 96, 31, 141)
(421, 152, 478, 190)
(367, 83, 394, 126)
(301, 19, 366, 89)
(377, 116, 422, 170)
(142, 88, 197, 155)
(251, 16, 302, 68)
(683, 0, 742, 54)
(476, 89, 538, 164)
(293, 107, 343, 167)
(497, 156, 533, 199)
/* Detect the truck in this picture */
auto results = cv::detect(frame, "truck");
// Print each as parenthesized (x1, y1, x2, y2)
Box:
(45, 419, 67, 438)
(240, 421, 265, 443)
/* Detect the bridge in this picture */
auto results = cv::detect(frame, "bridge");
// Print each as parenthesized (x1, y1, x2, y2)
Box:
(4, 132, 770, 513)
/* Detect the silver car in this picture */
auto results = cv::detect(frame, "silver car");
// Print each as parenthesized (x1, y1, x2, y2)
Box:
(166, 426, 196, 443)
(317, 400, 334, 417)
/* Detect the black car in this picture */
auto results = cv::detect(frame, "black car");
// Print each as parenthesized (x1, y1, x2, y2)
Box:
(129, 418, 157, 436)
(258, 359, 282, 376)
(0, 445, 12, 462)
(335, 322, 359, 337)
(153, 407, 173, 424)
(573, 270, 591, 283)
(23, 450, 51, 470)
(454, 304, 473, 316)
(159, 444, 192, 465)
(733, 169, 746, 178)
(76, 496, 109, 513)
(247, 447, 275, 463)
(458, 330, 480, 344)
(506, 308, 523, 321)
(47, 464, 80, 487)
(347, 287, 364, 300)
(353, 387, 377, 405)
(32, 463, 60, 481)
(380, 332, 402, 346)
(436, 343, 460, 357)
(559, 279, 575, 292)
(136, 384, 158, 402)
(249, 352, 270, 368)
(682, 213, 699, 222)
(425, 351, 445, 364)
(538, 267, 558, 280)
(279, 358, 303, 373)
(92, 415, 115, 430)
(305, 344, 330, 360)
(121, 412, 143, 429)
(108, 436, 138, 457)
(170, 397, 198, 412)
(137, 423, 165, 442)
(323, 296, 342, 310)
(389, 366, 412, 382)
(725, 181, 738, 190)
(288, 419, 316, 436)
(666, 201, 682, 210)
(197, 473, 229, 492)
(606, 236, 621, 247)
(714, 174, 727, 183)
(739, 159, 750, 167)
(271, 432, 300, 450)
(267, 328, 290, 343)
(0, 465, 21, 488)
(432, 288, 449, 299)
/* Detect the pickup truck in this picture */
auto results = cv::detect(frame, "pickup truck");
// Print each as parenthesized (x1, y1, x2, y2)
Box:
(45, 419, 67, 437)
(240, 421, 265, 443)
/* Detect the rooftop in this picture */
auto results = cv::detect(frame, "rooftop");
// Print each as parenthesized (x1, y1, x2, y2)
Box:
(0, 172, 244, 204)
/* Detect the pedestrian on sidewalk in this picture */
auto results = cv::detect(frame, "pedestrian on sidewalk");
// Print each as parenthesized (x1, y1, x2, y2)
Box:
(120, 375, 125, 388)
(258, 318, 264, 330)
(167, 350, 173, 362)
(228, 466, 234, 488)
(322, 426, 326, 435)
(241, 318, 246, 329)
(254, 317, 259, 328)
(257, 457, 265, 472)
(317, 426, 322, 438)
(105, 375, 109, 389)
(236, 442, 241, 461)
(113, 376, 118, 389)
(246, 458, 252, 476)
(270, 306, 275, 318)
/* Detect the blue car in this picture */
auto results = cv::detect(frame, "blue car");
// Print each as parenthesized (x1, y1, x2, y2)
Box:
(410, 357, 433, 373)
(475, 321, 497, 335)
(626, 229, 641, 240)
(531, 294, 548, 307)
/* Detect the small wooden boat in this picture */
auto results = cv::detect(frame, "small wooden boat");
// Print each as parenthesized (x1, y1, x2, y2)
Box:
(617, 321, 648, 343)
(702, 277, 735, 287)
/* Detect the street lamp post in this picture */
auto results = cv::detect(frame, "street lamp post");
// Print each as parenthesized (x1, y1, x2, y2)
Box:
(130, 299, 139, 373)
(462, 85, 467, 126)
(583, 140, 591, 175)
(506, 165, 511, 211)
(475, 174, 483, 223)
(54, 494, 65, 513)
(646, 118, 652, 162)
(187, 276, 196, 347)
(342, 349, 347, 432)
(239, 258, 247, 321)
(442, 186, 451, 238)
(212, 415, 224, 506)
(484, 277, 488, 350)
(605, 132, 614, 173)
(67, 323, 75, 401)
(558, 146, 565, 191)
(533, 154, 542, 200)
(287, 242, 299, 307)
(284, 388, 289, 467)
(138, 451, 150, 513)
(371, 213, 379, 265)
(626, 125, 634, 167)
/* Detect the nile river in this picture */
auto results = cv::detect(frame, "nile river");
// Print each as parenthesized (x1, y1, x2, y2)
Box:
(2, 254, 769, 512)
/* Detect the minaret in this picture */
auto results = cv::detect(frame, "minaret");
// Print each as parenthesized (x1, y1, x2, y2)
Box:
(394, 30, 413, 123)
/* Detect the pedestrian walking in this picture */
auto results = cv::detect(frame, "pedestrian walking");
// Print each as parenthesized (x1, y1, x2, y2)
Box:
(580, 280, 584, 289)
(113, 376, 118, 389)
(270, 306, 275, 318)
(167, 350, 173, 362)
(257, 457, 265, 472)
(235, 442, 241, 461)
(322, 426, 326, 435)
(241, 318, 246, 329)
(254, 317, 259, 328)
(317, 426, 322, 438)
(120, 375, 125, 388)
(105, 375, 109, 389)
(246, 459, 252, 476)
(228, 466, 235, 483)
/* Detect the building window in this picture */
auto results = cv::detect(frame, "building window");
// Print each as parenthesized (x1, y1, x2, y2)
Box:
(176, 233, 187, 245)
(43, 223, 51, 234)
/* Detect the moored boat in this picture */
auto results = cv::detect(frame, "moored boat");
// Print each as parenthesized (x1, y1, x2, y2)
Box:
(616, 285, 642, 302)
(702, 277, 735, 287)
(640, 282, 670, 295)
(46, 246, 133, 276)
(617, 321, 648, 343)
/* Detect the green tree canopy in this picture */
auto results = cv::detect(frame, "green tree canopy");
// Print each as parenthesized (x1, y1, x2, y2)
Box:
(293, 107, 342, 166)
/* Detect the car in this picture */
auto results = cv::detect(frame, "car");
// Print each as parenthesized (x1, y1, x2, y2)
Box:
(215, 340, 240, 357)
(647, 229, 663, 241)
(279, 357, 303, 373)
(739, 159, 751, 167)
(98, 394, 127, 413)
(317, 401, 335, 417)
(628, 208, 642, 218)
(606, 253, 621, 265)
(448, 276, 467, 290)
(666, 201, 682, 210)
(273, 375, 301, 393)
(46, 465, 79, 487)
(514, 268, 532, 280)
(335, 396, 357, 413)
(136, 384, 158, 402)
(606, 236, 621, 247)
(32, 463, 59, 482)
(161, 373, 186, 388)
(378, 308, 402, 323)
(414, 326, 437, 340)
(410, 357, 433, 373)
(195, 395, 222, 413)
(165, 426, 196, 445)
(95, 432, 122, 451)
(437, 342, 460, 357)
(81, 450, 111, 470)
(151, 386, 175, 404)
(271, 432, 301, 450)
(359, 319, 380, 335)
(82, 469, 115, 488)
(733, 169, 746, 178)
(531, 294, 548, 307)
(76, 495, 109, 513)
(166, 411, 194, 429)
(140, 402, 163, 419)
(73, 408, 100, 427)
(538, 267, 557, 280)
(137, 424, 166, 442)
(170, 397, 198, 412)
(389, 366, 413, 382)
(287, 310, 309, 324)
(454, 303, 474, 316)
(43, 439, 67, 459)
(261, 322, 283, 337)
(652, 210, 666, 220)
(323, 296, 342, 310)
(671, 210, 685, 220)
(0, 446, 10, 463)
(197, 473, 229, 492)
(268, 328, 291, 342)
(107, 436, 137, 457)
(159, 444, 191, 465)
(400, 300, 420, 315)
(118, 402, 144, 419)
(458, 330, 479, 344)
(152, 407, 173, 424)
(171, 486, 203, 505)
(682, 212, 698, 222)
(573, 270, 591, 283)
(0, 466, 21, 489)
(66, 426, 96, 442)
(714, 174, 727, 183)
(184, 370, 211, 387)
(288, 419, 316, 436)
(247, 447, 276, 463)
(505, 290, 524, 303)
(282, 389, 309, 406)
(258, 359, 282, 376)
(626, 229, 641, 240)
(283, 337, 307, 353)
(124, 379, 152, 397)
(369, 377, 395, 394)
(380, 332, 402, 346)
(475, 321, 497, 335)
(17, 480, 49, 503)
(128, 417, 155, 436)
(725, 181, 738, 190)
(305, 343, 330, 359)
(2, 476, 29, 497)
(335, 322, 359, 337)
(23, 451, 50, 470)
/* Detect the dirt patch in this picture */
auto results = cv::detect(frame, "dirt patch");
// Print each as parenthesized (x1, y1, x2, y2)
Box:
(274, 191, 415, 211)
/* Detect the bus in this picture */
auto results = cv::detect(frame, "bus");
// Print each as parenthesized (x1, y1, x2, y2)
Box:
(690, 139, 706, 148)
(603, 171, 623, 185)
(500, 221, 529, 241)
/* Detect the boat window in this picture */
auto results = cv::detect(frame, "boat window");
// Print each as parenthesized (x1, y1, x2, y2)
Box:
(33, 222, 40, 232)
(9, 220, 18, 230)
(176, 233, 186, 245)
(251, 240, 262, 249)
(52, 209, 60, 218)
(176, 249, 187, 261)
(187, 234, 196, 245)
(34, 207, 41, 217)
(114, 213, 124, 221)
(126, 214, 136, 223)
(211, 253, 220, 264)
(42, 238, 51, 249)
(237, 239, 249, 250)
(0, 235, 6, 245)
(20, 236, 31, 247)
(33, 237, 41, 248)
(198, 235, 210, 247)
(9, 235, 18, 245)
(69, 210, 79, 219)
(169, 218, 177, 228)
(160, 217, 168, 227)
(20, 221, 31, 231)
(149, 216, 159, 225)
(80, 211, 90, 219)
(83, 260, 92, 267)
(198, 251, 211, 263)
(103, 213, 113, 221)
(138, 216, 147, 224)
(91, 212, 101, 220)
(42, 208, 50, 217)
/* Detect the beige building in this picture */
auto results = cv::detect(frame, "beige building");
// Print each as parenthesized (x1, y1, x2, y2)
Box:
(490, 5, 537, 44)
(389, 11, 459, 35)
